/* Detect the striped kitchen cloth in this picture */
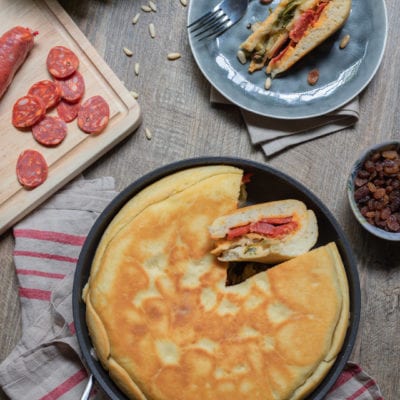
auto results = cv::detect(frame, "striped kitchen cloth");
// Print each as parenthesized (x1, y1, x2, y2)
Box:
(0, 177, 384, 400)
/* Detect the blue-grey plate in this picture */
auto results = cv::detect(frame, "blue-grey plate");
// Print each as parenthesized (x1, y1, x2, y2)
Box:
(188, 0, 388, 120)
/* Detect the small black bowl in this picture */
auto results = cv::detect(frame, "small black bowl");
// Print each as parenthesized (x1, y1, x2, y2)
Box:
(73, 157, 361, 400)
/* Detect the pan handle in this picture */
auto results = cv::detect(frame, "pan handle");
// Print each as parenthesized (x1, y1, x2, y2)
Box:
(81, 374, 94, 400)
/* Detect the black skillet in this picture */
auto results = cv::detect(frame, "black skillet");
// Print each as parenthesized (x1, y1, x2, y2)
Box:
(73, 157, 361, 399)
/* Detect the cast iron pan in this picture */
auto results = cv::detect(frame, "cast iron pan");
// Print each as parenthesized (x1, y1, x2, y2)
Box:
(73, 157, 361, 400)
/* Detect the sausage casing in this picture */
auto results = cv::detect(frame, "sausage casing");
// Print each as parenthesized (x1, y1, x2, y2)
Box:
(0, 26, 36, 99)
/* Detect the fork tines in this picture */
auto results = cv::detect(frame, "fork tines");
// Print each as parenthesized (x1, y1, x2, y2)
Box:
(188, 4, 231, 40)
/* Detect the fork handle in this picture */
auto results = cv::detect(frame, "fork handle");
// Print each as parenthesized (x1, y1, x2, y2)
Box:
(80, 374, 94, 400)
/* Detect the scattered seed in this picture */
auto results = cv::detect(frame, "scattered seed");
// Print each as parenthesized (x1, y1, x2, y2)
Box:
(167, 52, 181, 60)
(307, 69, 319, 85)
(145, 128, 152, 140)
(149, 1, 157, 11)
(141, 4, 152, 12)
(130, 91, 139, 99)
(180, 0, 188, 6)
(149, 23, 156, 38)
(123, 47, 133, 56)
(237, 49, 247, 64)
(134, 62, 140, 75)
(264, 77, 272, 90)
(339, 34, 350, 49)
(132, 13, 140, 24)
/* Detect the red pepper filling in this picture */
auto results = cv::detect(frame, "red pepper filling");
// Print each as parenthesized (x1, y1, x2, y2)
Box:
(270, 1, 329, 64)
(242, 172, 253, 184)
(226, 216, 298, 240)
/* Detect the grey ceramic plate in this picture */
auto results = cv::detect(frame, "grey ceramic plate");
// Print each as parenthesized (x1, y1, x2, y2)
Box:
(188, 0, 388, 120)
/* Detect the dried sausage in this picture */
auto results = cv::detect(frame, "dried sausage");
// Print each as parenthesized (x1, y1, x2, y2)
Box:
(16, 149, 48, 189)
(55, 70, 85, 103)
(78, 95, 110, 134)
(47, 46, 79, 79)
(27, 80, 61, 110)
(57, 99, 81, 122)
(32, 116, 67, 146)
(0, 26, 37, 99)
(12, 95, 45, 128)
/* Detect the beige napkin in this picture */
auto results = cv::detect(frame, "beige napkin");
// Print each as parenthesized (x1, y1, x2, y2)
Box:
(210, 87, 359, 157)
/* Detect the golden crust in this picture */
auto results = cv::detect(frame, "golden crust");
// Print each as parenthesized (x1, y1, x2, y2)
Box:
(108, 357, 148, 400)
(84, 165, 349, 400)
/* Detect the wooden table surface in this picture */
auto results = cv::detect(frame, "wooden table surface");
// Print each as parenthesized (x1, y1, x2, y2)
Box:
(1, 0, 399, 398)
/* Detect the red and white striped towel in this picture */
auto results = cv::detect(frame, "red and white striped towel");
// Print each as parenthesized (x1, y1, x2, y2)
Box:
(0, 177, 384, 400)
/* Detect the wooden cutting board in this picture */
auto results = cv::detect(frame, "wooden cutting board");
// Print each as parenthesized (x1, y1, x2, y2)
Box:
(0, 0, 141, 235)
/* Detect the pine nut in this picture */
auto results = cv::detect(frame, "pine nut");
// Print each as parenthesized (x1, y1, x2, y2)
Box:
(130, 91, 139, 99)
(149, 1, 157, 12)
(237, 50, 247, 64)
(339, 34, 350, 49)
(123, 47, 133, 56)
(167, 52, 181, 60)
(264, 77, 272, 90)
(149, 23, 156, 38)
(132, 13, 140, 24)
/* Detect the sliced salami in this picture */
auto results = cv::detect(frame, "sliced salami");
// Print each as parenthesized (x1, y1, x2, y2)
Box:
(78, 95, 110, 134)
(27, 79, 61, 110)
(55, 70, 85, 103)
(57, 99, 81, 122)
(32, 116, 67, 146)
(16, 149, 48, 189)
(12, 95, 45, 128)
(46, 46, 79, 79)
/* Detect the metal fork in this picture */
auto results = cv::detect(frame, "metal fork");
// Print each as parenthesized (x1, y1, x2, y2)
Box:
(188, 0, 249, 41)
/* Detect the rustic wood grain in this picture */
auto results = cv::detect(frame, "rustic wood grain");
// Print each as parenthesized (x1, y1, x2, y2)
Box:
(1, 0, 399, 398)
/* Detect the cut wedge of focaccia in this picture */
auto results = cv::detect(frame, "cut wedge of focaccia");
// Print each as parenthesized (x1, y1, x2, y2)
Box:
(83, 165, 349, 400)
(240, 0, 352, 77)
(209, 199, 318, 264)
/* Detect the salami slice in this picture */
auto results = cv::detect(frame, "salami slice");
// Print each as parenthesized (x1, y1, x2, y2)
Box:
(32, 116, 67, 146)
(57, 99, 81, 122)
(28, 80, 61, 110)
(47, 46, 79, 79)
(55, 70, 85, 103)
(78, 95, 110, 134)
(12, 95, 45, 128)
(16, 149, 48, 189)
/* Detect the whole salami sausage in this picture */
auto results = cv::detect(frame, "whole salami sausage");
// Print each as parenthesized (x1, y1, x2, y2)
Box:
(16, 149, 48, 189)
(0, 26, 37, 99)
(78, 95, 110, 134)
